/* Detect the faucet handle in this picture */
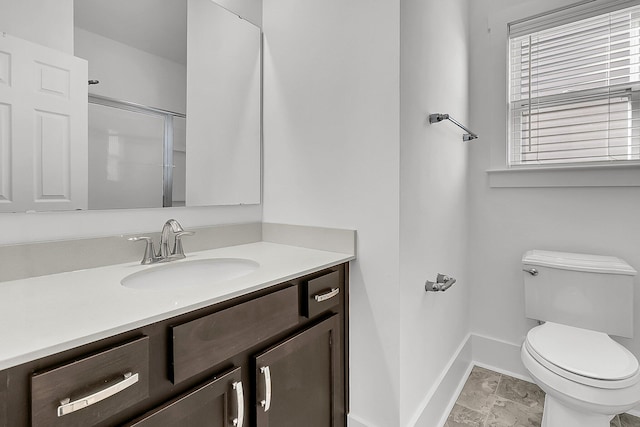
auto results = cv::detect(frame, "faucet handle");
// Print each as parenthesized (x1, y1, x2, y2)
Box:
(175, 231, 194, 238)
(173, 231, 194, 259)
(128, 236, 157, 265)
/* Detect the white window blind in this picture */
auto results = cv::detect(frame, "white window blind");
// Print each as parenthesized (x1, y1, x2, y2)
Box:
(509, 3, 640, 166)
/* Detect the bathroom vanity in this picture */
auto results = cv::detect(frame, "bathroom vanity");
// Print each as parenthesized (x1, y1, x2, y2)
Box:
(0, 241, 352, 427)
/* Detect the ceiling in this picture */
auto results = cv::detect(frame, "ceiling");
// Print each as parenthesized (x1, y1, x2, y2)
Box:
(74, 0, 187, 65)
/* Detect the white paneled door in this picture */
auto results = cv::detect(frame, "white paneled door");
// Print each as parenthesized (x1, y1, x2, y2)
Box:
(0, 33, 87, 212)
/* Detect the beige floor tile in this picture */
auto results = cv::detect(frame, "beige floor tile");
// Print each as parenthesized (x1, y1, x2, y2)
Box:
(455, 366, 501, 414)
(495, 375, 545, 413)
(447, 403, 487, 427)
(485, 397, 542, 427)
(620, 413, 640, 427)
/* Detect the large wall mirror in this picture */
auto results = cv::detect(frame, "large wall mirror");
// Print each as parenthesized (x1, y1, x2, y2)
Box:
(0, 0, 261, 212)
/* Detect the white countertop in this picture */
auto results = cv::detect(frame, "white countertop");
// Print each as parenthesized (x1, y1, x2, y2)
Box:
(0, 241, 354, 371)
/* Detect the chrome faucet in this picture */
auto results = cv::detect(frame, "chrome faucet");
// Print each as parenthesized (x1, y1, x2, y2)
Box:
(128, 219, 194, 264)
(159, 219, 193, 260)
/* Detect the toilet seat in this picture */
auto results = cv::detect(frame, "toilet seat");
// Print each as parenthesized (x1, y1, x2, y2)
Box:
(525, 322, 640, 389)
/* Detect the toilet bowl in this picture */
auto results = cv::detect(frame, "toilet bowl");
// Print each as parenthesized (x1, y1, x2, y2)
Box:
(521, 322, 640, 427)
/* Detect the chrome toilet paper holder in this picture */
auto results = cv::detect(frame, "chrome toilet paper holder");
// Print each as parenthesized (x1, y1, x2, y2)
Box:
(425, 273, 457, 292)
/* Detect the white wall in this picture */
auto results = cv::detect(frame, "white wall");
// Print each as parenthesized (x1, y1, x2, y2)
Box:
(261, 0, 401, 425)
(399, 0, 470, 425)
(0, 0, 74, 54)
(468, 0, 640, 373)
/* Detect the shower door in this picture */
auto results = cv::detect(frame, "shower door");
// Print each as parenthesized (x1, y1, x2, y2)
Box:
(87, 97, 185, 209)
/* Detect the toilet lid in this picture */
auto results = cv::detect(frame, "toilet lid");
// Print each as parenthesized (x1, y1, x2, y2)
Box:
(526, 322, 639, 381)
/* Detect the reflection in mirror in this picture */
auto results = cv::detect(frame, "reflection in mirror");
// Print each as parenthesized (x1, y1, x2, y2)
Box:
(88, 104, 165, 210)
(0, 33, 88, 213)
(87, 99, 187, 209)
(77, 0, 261, 209)
(0, 0, 261, 212)
(186, 0, 261, 206)
(75, 0, 187, 209)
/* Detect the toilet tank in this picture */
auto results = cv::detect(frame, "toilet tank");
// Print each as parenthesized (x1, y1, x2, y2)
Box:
(523, 250, 637, 338)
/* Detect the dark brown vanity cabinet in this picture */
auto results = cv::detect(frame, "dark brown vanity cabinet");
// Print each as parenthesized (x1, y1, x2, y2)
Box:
(0, 263, 348, 427)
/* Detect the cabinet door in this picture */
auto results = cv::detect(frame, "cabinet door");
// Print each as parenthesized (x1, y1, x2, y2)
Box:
(125, 367, 244, 427)
(254, 315, 343, 427)
(0, 370, 6, 426)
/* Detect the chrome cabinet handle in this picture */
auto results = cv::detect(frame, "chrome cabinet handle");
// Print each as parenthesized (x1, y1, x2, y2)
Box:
(232, 381, 244, 427)
(57, 372, 138, 417)
(260, 366, 272, 412)
(523, 268, 538, 276)
(314, 288, 340, 302)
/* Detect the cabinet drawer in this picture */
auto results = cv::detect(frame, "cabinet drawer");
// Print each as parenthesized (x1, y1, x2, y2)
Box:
(301, 270, 341, 318)
(31, 336, 149, 427)
(171, 286, 299, 384)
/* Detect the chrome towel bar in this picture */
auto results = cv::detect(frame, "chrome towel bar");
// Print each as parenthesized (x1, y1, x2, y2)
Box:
(428, 113, 478, 141)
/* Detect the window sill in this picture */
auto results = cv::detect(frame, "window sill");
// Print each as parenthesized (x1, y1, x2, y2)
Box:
(487, 163, 640, 188)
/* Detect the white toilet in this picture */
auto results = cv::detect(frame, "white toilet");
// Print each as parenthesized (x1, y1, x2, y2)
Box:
(520, 250, 640, 427)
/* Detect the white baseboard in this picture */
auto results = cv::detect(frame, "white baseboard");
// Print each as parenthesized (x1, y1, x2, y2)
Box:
(470, 333, 530, 381)
(348, 413, 381, 427)
(410, 334, 473, 427)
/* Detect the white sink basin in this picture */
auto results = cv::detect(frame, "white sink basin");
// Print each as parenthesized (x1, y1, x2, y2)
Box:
(121, 258, 259, 291)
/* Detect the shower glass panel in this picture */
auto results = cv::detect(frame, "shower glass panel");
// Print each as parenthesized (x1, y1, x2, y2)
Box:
(172, 117, 187, 207)
(88, 103, 165, 209)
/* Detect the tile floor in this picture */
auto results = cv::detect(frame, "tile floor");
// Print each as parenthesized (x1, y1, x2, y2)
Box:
(445, 366, 640, 427)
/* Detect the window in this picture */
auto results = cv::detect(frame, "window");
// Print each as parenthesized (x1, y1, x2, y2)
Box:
(508, 2, 640, 167)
